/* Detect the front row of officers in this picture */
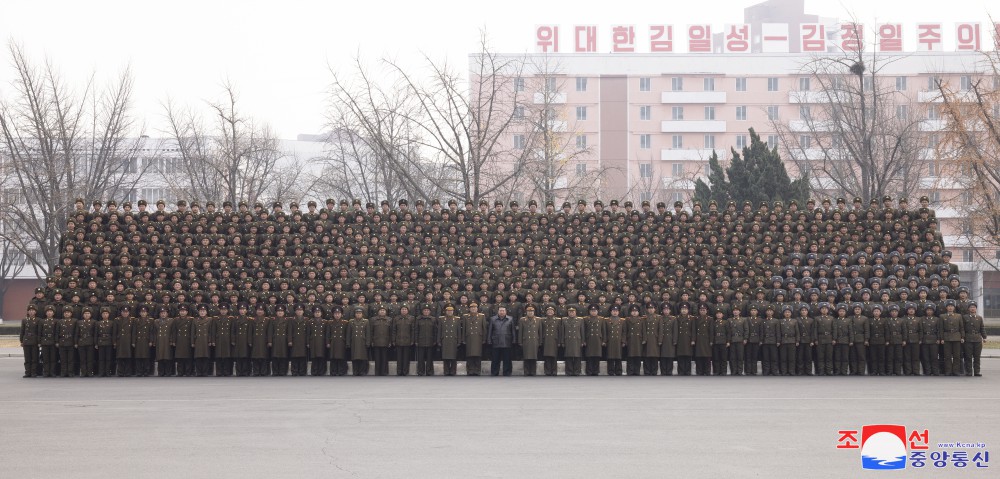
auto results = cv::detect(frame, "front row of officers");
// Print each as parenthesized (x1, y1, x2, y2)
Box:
(20, 299, 987, 378)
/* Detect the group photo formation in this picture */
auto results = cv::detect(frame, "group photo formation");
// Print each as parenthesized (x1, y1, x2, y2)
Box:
(18, 195, 988, 379)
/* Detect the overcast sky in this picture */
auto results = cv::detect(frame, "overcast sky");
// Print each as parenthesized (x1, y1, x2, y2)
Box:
(0, 0, 995, 139)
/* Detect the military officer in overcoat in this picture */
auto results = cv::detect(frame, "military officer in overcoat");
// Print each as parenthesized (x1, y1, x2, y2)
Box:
(462, 302, 486, 376)
(20, 305, 40, 377)
(583, 305, 606, 376)
(517, 305, 541, 376)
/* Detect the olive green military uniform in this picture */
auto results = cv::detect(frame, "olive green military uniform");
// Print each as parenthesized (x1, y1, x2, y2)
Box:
(438, 309, 462, 376)
(642, 310, 661, 375)
(174, 310, 196, 377)
(675, 310, 695, 376)
(583, 311, 605, 376)
(307, 309, 328, 376)
(850, 311, 869, 375)
(939, 310, 964, 376)
(624, 310, 645, 376)
(75, 312, 97, 377)
(540, 311, 561, 376)
(462, 310, 486, 376)
(289, 312, 309, 376)
(710, 314, 730, 376)
(327, 310, 349, 376)
(193, 310, 216, 377)
(963, 308, 986, 376)
(391, 310, 415, 376)
(657, 311, 678, 376)
(134, 311, 155, 377)
(250, 310, 271, 376)
(19, 310, 41, 378)
(560, 310, 584, 376)
(761, 313, 780, 376)
(903, 309, 922, 376)
(347, 311, 372, 376)
(694, 312, 714, 376)
(370, 313, 393, 376)
(95, 314, 114, 377)
(233, 311, 252, 377)
(832, 308, 853, 376)
(56, 315, 77, 377)
(414, 312, 437, 376)
(268, 310, 291, 376)
(919, 309, 942, 376)
(885, 310, 906, 376)
(114, 312, 138, 377)
(214, 310, 236, 377)
(728, 313, 748, 376)
(813, 311, 835, 376)
(518, 311, 541, 376)
(153, 313, 175, 376)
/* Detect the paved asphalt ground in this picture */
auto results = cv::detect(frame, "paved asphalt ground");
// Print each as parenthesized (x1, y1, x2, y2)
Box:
(1, 358, 998, 479)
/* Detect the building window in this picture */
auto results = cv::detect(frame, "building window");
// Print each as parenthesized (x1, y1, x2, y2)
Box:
(767, 135, 778, 149)
(514, 106, 525, 120)
(515, 77, 525, 92)
(896, 76, 907, 91)
(735, 77, 747, 91)
(576, 135, 587, 150)
(767, 77, 779, 91)
(930, 191, 941, 205)
(832, 135, 843, 149)
(799, 77, 810, 91)
(927, 160, 938, 177)
(576, 106, 587, 121)
(704, 135, 716, 148)
(863, 77, 873, 91)
(671, 163, 683, 177)
(640, 163, 653, 178)
(672, 106, 684, 120)
(928, 105, 939, 120)
(671, 77, 683, 91)
(513, 135, 526, 149)
(544, 77, 557, 92)
(704, 163, 712, 176)
(960, 75, 972, 92)
(576, 163, 587, 176)
(736, 106, 747, 121)
(576, 77, 588, 92)
(639, 77, 651, 92)
(704, 78, 715, 91)
(927, 133, 940, 148)
(639, 105, 651, 121)
(736, 135, 748, 149)
(896, 105, 908, 120)
(767, 105, 779, 120)
(672, 135, 683, 149)
(704, 106, 715, 120)
(640, 191, 653, 202)
(799, 135, 812, 149)
(927, 76, 940, 91)
(963, 250, 974, 262)
(640, 134, 651, 149)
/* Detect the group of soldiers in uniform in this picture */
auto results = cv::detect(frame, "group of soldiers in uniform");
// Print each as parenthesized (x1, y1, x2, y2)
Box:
(18, 195, 987, 377)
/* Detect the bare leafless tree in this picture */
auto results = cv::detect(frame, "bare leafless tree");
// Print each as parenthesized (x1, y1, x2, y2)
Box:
(511, 57, 606, 204)
(0, 43, 147, 278)
(328, 32, 534, 204)
(936, 50, 1000, 266)
(773, 23, 925, 204)
(159, 82, 288, 206)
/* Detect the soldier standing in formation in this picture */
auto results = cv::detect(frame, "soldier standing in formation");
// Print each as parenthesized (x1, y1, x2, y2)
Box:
(76, 308, 97, 377)
(813, 303, 835, 376)
(289, 305, 309, 376)
(710, 308, 730, 376)
(328, 307, 349, 376)
(796, 305, 815, 376)
(694, 304, 713, 376)
(487, 305, 515, 376)
(307, 306, 328, 376)
(233, 304, 252, 377)
(462, 303, 486, 376)
(56, 309, 76, 377)
(624, 305, 644, 376)
(561, 306, 584, 376)
(369, 306, 392, 376)
(728, 309, 748, 376)
(885, 305, 906, 376)
(20, 305, 40, 378)
(215, 304, 235, 377)
(540, 306, 561, 376)
(438, 305, 461, 376)
(744, 305, 763, 376)
(414, 306, 437, 376)
(939, 301, 965, 376)
(584, 305, 605, 376)
(760, 306, 780, 376)
(114, 307, 137, 377)
(250, 305, 271, 376)
(642, 304, 660, 376)
(963, 303, 986, 377)
(675, 303, 694, 376)
(920, 305, 942, 376)
(391, 305, 414, 376)
(657, 304, 677, 376)
(347, 307, 371, 376)
(903, 304, 922, 376)
(269, 306, 291, 376)
(517, 305, 540, 376)
(153, 308, 175, 376)
(193, 305, 216, 377)
(174, 306, 195, 376)
(95, 308, 114, 377)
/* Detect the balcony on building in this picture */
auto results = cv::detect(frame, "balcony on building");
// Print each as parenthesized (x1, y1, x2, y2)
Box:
(660, 120, 726, 133)
(533, 92, 566, 104)
(660, 148, 716, 161)
(660, 91, 727, 104)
